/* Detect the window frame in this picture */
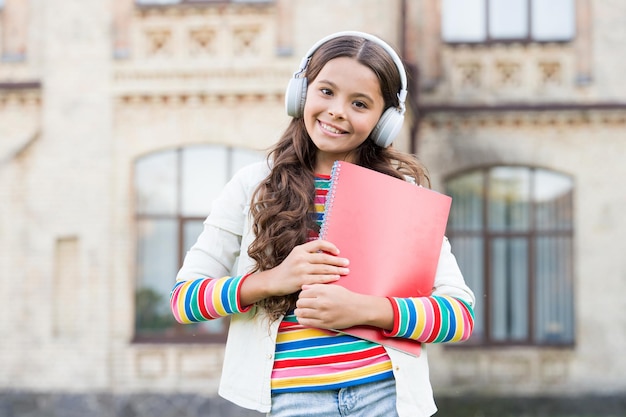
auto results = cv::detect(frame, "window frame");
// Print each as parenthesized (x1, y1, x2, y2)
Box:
(132, 145, 263, 344)
(445, 165, 576, 348)
(441, 0, 576, 45)
(134, 0, 273, 6)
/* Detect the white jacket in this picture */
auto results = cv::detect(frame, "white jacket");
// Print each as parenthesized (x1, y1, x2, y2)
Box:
(176, 161, 475, 417)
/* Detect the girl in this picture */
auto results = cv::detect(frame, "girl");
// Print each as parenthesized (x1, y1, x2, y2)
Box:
(170, 31, 475, 417)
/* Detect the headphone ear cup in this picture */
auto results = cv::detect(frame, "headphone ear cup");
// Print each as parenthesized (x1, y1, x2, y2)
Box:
(285, 77, 308, 118)
(371, 108, 404, 148)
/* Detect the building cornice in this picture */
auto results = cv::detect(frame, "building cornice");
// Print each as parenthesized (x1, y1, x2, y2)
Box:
(0, 81, 42, 91)
(417, 102, 626, 130)
(418, 102, 626, 114)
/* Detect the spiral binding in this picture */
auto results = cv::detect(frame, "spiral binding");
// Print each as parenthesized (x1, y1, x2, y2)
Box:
(320, 160, 341, 239)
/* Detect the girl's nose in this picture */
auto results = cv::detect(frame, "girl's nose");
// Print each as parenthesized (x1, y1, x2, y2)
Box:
(328, 102, 346, 119)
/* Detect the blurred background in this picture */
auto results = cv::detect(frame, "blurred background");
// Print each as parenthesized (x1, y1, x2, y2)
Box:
(1, 0, 625, 416)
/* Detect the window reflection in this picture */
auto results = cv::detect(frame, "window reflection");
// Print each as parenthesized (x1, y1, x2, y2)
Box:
(136, 219, 179, 334)
(488, 167, 531, 232)
(135, 152, 178, 215)
(490, 237, 528, 342)
(181, 146, 228, 217)
(447, 171, 484, 231)
(532, 0, 575, 41)
(446, 166, 574, 346)
(442, 0, 486, 43)
(134, 145, 264, 343)
(135, 0, 273, 4)
(534, 168, 574, 230)
(490, 0, 528, 40)
(442, 0, 575, 43)
(136, 0, 180, 4)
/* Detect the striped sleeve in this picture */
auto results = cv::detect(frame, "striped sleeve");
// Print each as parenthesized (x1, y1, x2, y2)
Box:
(170, 275, 252, 324)
(384, 295, 475, 343)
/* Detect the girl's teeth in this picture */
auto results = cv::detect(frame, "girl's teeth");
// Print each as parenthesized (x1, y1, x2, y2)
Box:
(321, 122, 341, 134)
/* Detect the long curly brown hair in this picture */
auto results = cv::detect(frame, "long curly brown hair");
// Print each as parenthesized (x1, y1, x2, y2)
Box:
(248, 35, 430, 321)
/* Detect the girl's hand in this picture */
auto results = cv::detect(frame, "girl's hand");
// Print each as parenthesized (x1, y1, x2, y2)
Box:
(294, 284, 394, 331)
(239, 240, 350, 306)
(240, 240, 350, 306)
(267, 240, 350, 296)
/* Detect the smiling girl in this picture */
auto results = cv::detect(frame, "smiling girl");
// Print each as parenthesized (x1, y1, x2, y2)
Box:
(170, 31, 475, 417)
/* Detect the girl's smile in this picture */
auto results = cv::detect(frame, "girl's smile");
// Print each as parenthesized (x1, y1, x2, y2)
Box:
(318, 120, 347, 135)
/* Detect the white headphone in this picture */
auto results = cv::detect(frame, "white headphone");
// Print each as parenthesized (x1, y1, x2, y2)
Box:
(284, 31, 408, 148)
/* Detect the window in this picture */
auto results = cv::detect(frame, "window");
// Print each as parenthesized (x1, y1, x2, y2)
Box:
(446, 167, 575, 346)
(135, 0, 179, 4)
(134, 145, 264, 343)
(135, 0, 272, 4)
(442, 0, 575, 43)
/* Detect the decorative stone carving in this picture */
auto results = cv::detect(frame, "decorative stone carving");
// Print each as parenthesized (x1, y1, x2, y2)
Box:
(145, 28, 173, 57)
(441, 44, 574, 100)
(232, 25, 261, 56)
(538, 61, 562, 85)
(495, 61, 522, 87)
(188, 27, 217, 57)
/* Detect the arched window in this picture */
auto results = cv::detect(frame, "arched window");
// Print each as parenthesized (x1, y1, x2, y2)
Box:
(133, 145, 264, 343)
(446, 166, 575, 346)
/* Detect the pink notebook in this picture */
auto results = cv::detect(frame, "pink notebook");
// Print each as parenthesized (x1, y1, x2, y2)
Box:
(320, 161, 452, 356)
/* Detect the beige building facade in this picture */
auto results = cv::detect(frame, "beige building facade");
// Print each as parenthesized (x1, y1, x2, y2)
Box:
(1, 0, 625, 415)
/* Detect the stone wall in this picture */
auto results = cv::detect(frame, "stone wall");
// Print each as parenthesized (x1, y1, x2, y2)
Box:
(1, 0, 625, 412)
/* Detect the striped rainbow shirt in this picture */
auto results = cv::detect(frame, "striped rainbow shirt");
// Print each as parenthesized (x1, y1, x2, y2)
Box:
(170, 174, 474, 394)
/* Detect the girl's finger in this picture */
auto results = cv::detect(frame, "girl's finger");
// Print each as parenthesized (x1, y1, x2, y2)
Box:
(302, 239, 341, 255)
(310, 251, 350, 267)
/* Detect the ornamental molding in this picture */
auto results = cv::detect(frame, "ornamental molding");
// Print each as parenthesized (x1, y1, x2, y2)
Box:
(113, 65, 292, 102)
(134, 2, 275, 19)
(0, 89, 41, 108)
(421, 108, 626, 129)
(114, 91, 283, 107)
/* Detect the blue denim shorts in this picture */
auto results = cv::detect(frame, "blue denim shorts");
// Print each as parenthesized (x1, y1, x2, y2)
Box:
(267, 378, 399, 417)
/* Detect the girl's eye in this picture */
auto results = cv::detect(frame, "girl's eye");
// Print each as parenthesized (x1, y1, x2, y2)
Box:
(320, 88, 332, 96)
(353, 101, 367, 109)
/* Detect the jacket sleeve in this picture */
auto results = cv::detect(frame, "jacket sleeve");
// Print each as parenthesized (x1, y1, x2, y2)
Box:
(383, 237, 476, 343)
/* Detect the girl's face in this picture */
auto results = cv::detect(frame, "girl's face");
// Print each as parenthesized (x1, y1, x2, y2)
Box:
(303, 56, 386, 174)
